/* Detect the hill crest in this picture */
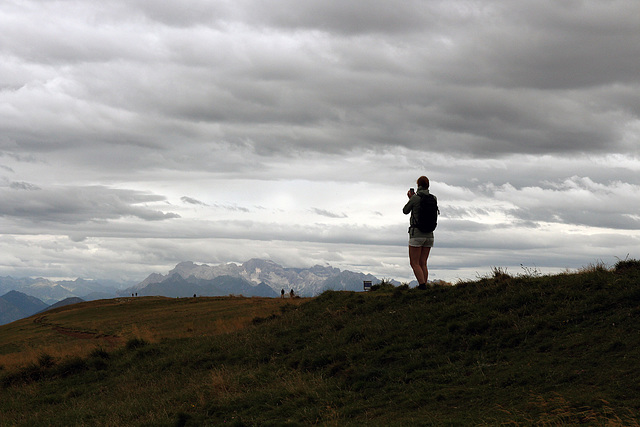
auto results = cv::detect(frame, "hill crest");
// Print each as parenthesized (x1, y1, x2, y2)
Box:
(2, 260, 640, 424)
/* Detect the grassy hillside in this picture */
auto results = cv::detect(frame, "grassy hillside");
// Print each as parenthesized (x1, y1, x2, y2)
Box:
(2, 261, 640, 425)
(0, 296, 303, 370)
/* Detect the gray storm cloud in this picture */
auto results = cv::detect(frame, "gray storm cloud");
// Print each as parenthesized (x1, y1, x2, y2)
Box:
(0, 0, 639, 282)
(2, 0, 637, 162)
(0, 185, 179, 223)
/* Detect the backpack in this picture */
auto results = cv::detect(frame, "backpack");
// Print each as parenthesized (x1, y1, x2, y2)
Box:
(416, 193, 439, 233)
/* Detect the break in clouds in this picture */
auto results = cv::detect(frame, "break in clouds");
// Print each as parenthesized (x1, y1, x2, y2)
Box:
(0, 0, 639, 283)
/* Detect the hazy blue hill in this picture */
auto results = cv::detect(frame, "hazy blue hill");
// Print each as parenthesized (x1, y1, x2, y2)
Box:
(0, 277, 43, 295)
(20, 283, 74, 305)
(320, 270, 379, 292)
(253, 282, 280, 297)
(38, 297, 85, 314)
(0, 277, 19, 295)
(0, 277, 126, 305)
(58, 278, 118, 297)
(1, 290, 49, 313)
(0, 291, 48, 325)
(137, 274, 280, 298)
(133, 272, 166, 291)
(197, 275, 279, 297)
(0, 298, 21, 325)
(82, 291, 117, 301)
(139, 273, 203, 298)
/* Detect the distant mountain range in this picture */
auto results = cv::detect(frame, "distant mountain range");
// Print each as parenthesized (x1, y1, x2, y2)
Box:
(0, 276, 125, 305)
(0, 276, 127, 325)
(0, 291, 83, 325)
(126, 259, 382, 298)
(0, 259, 387, 324)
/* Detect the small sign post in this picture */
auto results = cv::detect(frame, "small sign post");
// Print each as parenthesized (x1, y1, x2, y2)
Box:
(363, 280, 372, 291)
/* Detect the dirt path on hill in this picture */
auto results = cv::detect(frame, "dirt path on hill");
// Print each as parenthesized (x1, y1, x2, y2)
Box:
(33, 315, 123, 347)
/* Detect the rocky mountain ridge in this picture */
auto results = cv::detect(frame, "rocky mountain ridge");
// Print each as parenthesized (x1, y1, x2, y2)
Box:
(130, 259, 380, 297)
(0, 259, 387, 322)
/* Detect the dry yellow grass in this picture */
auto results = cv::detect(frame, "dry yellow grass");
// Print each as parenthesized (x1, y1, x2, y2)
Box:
(0, 296, 305, 370)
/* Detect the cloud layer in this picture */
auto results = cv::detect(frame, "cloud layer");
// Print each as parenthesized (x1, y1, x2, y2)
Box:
(1, 0, 639, 283)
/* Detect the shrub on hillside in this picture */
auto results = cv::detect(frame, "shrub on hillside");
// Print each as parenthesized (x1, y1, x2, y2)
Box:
(371, 279, 395, 292)
(615, 258, 640, 273)
(55, 357, 87, 378)
(89, 347, 110, 360)
(126, 338, 149, 350)
(38, 353, 56, 369)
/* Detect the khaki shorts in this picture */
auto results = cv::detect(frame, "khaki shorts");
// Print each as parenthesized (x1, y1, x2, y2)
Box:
(409, 236, 434, 248)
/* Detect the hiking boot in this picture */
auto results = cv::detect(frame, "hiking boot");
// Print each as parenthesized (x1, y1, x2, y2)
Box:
(418, 283, 427, 290)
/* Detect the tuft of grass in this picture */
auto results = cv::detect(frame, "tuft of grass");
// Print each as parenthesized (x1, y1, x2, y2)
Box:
(370, 278, 395, 292)
(54, 356, 87, 378)
(615, 257, 640, 273)
(125, 337, 148, 350)
(519, 263, 542, 278)
(580, 259, 609, 273)
(37, 353, 56, 369)
(490, 266, 512, 281)
(89, 347, 110, 360)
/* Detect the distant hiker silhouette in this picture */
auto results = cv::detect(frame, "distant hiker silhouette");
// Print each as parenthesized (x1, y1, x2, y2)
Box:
(403, 175, 437, 289)
(281, 289, 285, 299)
(290, 289, 294, 298)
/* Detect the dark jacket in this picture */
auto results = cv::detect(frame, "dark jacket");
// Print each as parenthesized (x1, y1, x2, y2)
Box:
(403, 186, 435, 238)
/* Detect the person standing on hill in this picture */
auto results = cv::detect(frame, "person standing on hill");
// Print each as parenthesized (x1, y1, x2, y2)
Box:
(403, 176, 436, 290)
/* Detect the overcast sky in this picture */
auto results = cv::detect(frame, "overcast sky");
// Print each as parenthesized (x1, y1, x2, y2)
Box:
(1, 0, 639, 285)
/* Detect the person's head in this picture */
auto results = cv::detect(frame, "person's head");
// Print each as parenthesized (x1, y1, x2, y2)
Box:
(417, 176, 429, 189)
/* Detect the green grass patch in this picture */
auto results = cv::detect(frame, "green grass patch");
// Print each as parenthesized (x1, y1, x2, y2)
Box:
(2, 264, 640, 424)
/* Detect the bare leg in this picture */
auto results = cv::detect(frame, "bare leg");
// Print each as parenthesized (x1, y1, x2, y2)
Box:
(409, 246, 426, 284)
(419, 247, 431, 283)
